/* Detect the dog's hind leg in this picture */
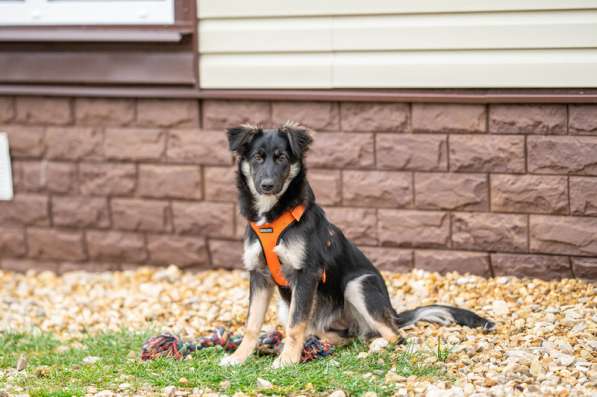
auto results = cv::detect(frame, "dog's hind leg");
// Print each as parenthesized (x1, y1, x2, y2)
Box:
(220, 271, 273, 366)
(313, 329, 353, 346)
(344, 274, 402, 344)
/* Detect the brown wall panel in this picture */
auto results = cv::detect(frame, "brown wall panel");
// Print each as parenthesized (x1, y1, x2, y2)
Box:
(0, 51, 195, 85)
(1, 96, 596, 280)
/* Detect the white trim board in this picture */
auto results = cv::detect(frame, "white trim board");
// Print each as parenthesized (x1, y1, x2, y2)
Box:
(0, 133, 14, 201)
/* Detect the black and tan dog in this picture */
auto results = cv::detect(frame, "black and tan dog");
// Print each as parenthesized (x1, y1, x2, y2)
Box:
(220, 122, 495, 368)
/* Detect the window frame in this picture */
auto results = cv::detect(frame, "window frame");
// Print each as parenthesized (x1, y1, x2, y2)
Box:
(0, 0, 199, 90)
(0, 0, 176, 25)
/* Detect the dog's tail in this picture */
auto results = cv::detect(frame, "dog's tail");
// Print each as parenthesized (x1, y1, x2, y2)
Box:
(393, 304, 496, 331)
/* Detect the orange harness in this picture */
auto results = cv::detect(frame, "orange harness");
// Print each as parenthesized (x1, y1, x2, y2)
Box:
(250, 205, 326, 287)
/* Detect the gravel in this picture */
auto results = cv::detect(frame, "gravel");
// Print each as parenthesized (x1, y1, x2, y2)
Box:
(1, 266, 595, 396)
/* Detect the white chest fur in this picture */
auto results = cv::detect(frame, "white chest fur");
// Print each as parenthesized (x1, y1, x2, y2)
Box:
(273, 237, 306, 270)
(243, 236, 306, 272)
(243, 238, 263, 271)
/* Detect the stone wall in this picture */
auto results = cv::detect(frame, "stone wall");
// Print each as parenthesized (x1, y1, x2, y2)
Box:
(0, 96, 596, 279)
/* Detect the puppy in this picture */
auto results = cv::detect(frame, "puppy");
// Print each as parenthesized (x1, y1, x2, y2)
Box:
(220, 122, 495, 368)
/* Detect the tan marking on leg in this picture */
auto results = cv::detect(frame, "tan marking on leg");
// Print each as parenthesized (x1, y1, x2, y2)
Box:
(313, 330, 352, 346)
(273, 321, 307, 368)
(371, 320, 401, 344)
(272, 276, 317, 368)
(220, 287, 272, 366)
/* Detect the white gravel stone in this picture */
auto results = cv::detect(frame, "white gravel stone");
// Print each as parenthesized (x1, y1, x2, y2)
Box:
(491, 300, 509, 316)
(15, 355, 27, 371)
(163, 386, 176, 397)
(0, 267, 594, 397)
(82, 356, 101, 364)
(256, 378, 272, 389)
(556, 353, 575, 366)
(118, 383, 131, 391)
(368, 337, 389, 353)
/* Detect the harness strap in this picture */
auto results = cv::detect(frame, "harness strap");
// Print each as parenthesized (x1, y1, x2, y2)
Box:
(250, 205, 326, 287)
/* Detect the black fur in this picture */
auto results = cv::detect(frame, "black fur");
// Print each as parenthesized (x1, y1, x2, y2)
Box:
(226, 124, 495, 365)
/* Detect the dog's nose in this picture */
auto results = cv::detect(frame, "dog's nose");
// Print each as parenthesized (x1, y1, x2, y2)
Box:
(260, 180, 275, 192)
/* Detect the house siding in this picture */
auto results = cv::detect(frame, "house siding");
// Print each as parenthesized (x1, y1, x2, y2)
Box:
(198, 2, 597, 88)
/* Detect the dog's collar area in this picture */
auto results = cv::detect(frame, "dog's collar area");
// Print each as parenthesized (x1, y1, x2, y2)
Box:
(255, 204, 305, 228)
(250, 204, 325, 287)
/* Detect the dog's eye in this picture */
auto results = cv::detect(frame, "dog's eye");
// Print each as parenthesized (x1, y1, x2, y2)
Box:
(254, 153, 264, 162)
(276, 153, 287, 163)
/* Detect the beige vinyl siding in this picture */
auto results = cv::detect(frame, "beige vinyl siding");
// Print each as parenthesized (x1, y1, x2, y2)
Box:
(198, 1, 597, 88)
(198, 0, 597, 18)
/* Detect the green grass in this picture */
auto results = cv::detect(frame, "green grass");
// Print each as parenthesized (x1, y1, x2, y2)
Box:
(435, 335, 452, 363)
(0, 331, 451, 397)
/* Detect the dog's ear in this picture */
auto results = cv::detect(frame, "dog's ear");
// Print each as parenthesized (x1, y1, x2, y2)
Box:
(281, 121, 313, 159)
(226, 124, 259, 154)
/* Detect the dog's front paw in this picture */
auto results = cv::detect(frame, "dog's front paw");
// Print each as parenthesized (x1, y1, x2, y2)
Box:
(219, 354, 244, 367)
(271, 354, 299, 369)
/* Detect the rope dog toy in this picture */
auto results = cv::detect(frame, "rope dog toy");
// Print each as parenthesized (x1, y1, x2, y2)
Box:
(141, 327, 333, 362)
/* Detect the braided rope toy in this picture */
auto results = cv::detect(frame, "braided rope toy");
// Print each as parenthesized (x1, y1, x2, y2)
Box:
(141, 327, 334, 363)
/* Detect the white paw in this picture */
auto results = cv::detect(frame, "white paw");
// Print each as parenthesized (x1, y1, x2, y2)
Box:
(271, 355, 297, 369)
(271, 357, 284, 369)
(219, 355, 242, 367)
